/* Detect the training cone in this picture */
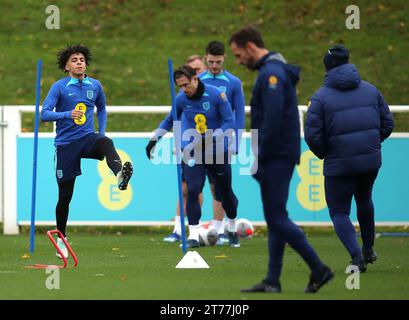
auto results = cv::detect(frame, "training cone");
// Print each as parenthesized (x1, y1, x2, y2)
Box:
(175, 251, 209, 269)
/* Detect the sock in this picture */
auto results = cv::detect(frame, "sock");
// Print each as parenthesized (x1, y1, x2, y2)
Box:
(227, 218, 237, 232)
(212, 219, 225, 235)
(188, 224, 201, 241)
(173, 215, 181, 235)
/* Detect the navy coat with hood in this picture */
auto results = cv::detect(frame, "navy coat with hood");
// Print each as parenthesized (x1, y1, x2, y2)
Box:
(251, 52, 301, 164)
(305, 63, 394, 176)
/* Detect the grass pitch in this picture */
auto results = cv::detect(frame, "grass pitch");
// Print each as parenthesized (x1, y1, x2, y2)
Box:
(3, 0, 408, 133)
(0, 229, 408, 300)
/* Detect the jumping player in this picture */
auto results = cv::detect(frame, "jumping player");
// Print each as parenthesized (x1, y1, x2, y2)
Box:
(41, 44, 133, 258)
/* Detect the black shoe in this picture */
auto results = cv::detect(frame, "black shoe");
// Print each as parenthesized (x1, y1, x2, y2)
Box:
(363, 247, 378, 264)
(351, 253, 367, 273)
(118, 162, 133, 191)
(227, 231, 240, 248)
(304, 265, 334, 293)
(241, 281, 281, 293)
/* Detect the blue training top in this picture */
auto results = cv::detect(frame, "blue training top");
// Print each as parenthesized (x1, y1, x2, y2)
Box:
(199, 69, 245, 153)
(156, 82, 234, 154)
(251, 52, 301, 164)
(41, 76, 107, 146)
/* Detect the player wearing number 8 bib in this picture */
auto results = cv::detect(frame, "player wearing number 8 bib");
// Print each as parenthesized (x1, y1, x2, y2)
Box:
(146, 65, 240, 248)
(41, 44, 133, 259)
(163, 43, 246, 245)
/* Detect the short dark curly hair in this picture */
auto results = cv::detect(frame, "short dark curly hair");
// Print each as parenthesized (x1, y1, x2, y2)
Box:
(206, 41, 225, 56)
(57, 44, 92, 72)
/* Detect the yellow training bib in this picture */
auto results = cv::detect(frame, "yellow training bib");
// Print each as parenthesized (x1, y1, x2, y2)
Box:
(194, 114, 207, 133)
(74, 103, 87, 126)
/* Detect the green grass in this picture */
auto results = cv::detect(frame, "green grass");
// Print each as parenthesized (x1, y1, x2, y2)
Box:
(1, 0, 409, 132)
(1, 230, 408, 299)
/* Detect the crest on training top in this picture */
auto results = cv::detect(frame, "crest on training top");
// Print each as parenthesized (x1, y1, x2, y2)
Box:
(202, 102, 210, 110)
(87, 90, 94, 99)
(268, 76, 278, 89)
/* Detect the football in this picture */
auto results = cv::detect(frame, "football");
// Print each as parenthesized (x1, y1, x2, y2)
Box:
(198, 227, 219, 246)
(236, 218, 254, 238)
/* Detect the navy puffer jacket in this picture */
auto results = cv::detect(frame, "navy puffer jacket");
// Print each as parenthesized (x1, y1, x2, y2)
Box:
(305, 63, 394, 176)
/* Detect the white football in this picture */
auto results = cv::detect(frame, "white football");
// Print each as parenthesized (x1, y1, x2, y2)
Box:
(198, 227, 219, 246)
(236, 218, 254, 238)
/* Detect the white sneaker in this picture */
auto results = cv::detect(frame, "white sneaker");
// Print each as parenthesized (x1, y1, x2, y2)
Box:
(56, 237, 68, 259)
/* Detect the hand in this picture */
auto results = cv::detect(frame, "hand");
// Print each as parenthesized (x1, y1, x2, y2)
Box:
(71, 109, 84, 120)
(146, 140, 157, 160)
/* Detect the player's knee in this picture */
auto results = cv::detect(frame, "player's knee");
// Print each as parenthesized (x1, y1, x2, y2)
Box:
(99, 136, 114, 149)
(187, 187, 201, 200)
(182, 183, 188, 197)
(329, 211, 349, 222)
(267, 219, 284, 232)
(217, 187, 233, 202)
(214, 190, 223, 202)
(264, 210, 286, 230)
(355, 194, 372, 203)
(57, 180, 75, 205)
(58, 192, 73, 206)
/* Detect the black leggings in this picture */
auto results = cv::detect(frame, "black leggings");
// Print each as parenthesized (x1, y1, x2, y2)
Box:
(56, 178, 76, 237)
(56, 137, 123, 237)
(89, 136, 122, 176)
(184, 152, 238, 225)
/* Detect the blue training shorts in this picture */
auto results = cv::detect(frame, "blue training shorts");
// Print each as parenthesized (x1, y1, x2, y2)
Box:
(55, 133, 105, 183)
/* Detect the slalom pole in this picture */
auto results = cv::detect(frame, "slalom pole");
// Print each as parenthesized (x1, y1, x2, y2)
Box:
(29, 59, 42, 253)
(167, 59, 187, 254)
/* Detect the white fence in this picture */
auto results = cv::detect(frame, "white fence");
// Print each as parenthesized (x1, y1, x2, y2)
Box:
(0, 105, 408, 234)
